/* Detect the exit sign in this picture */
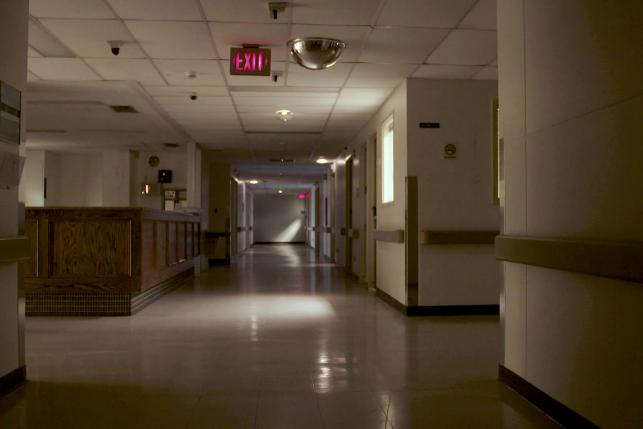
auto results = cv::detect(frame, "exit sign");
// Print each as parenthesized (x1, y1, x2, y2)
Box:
(230, 47, 271, 76)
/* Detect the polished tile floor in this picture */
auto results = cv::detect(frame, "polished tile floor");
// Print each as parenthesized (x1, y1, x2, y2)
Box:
(1, 245, 559, 428)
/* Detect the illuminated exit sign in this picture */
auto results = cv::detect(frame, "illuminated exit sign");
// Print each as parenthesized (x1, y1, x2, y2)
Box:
(229, 47, 271, 76)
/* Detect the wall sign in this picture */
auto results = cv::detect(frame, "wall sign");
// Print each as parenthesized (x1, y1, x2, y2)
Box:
(444, 143, 457, 159)
(419, 122, 440, 129)
(230, 47, 271, 76)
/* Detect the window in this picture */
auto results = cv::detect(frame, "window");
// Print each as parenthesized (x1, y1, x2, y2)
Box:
(381, 115, 394, 204)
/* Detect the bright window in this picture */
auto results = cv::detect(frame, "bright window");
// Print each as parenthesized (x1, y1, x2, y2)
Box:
(381, 116, 394, 204)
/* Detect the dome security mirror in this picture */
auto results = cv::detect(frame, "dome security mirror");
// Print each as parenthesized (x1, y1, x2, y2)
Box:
(287, 38, 346, 70)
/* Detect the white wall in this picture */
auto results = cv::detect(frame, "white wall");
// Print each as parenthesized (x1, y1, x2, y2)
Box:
(253, 194, 305, 243)
(102, 150, 131, 206)
(133, 150, 187, 209)
(349, 81, 408, 304)
(20, 150, 45, 206)
(44, 152, 103, 207)
(407, 78, 500, 306)
(0, 0, 28, 380)
(499, 1, 643, 426)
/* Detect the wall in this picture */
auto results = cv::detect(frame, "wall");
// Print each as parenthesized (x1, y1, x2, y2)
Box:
(349, 81, 408, 304)
(20, 150, 45, 206)
(133, 150, 187, 209)
(44, 152, 103, 207)
(498, 0, 643, 426)
(253, 194, 305, 243)
(235, 181, 248, 253)
(102, 150, 131, 206)
(0, 0, 28, 382)
(406, 78, 500, 305)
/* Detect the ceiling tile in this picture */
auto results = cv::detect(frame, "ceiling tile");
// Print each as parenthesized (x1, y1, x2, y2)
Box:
(459, 0, 497, 30)
(154, 60, 225, 86)
(360, 28, 448, 64)
(286, 63, 352, 87)
(107, 0, 203, 20)
(344, 63, 417, 88)
(28, 58, 102, 81)
(126, 21, 217, 59)
(412, 64, 482, 79)
(472, 66, 498, 80)
(86, 58, 166, 85)
(426, 29, 497, 65)
(163, 105, 236, 116)
(222, 61, 285, 86)
(30, 0, 116, 19)
(28, 47, 43, 57)
(40, 19, 146, 58)
(289, 25, 370, 62)
(200, 0, 291, 23)
(377, 0, 477, 27)
(27, 72, 41, 82)
(293, 0, 381, 25)
(144, 86, 229, 97)
(335, 88, 391, 107)
(232, 91, 337, 107)
(209, 23, 290, 61)
(28, 18, 75, 58)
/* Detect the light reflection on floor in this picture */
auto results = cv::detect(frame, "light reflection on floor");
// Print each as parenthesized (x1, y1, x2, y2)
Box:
(0, 244, 561, 429)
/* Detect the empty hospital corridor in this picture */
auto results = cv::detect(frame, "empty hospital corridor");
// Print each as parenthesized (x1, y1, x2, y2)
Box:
(1, 245, 558, 428)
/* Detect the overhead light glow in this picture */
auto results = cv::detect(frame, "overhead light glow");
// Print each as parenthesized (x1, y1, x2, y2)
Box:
(316, 158, 331, 164)
(275, 109, 294, 122)
(248, 179, 260, 185)
(278, 190, 284, 194)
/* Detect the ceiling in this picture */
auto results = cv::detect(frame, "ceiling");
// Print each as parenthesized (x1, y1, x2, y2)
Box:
(25, 0, 497, 183)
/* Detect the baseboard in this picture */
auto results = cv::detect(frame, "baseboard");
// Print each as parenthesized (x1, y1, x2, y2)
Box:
(26, 270, 192, 317)
(0, 366, 26, 396)
(375, 288, 499, 316)
(253, 241, 306, 245)
(130, 270, 192, 314)
(498, 365, 600, 429)
(407, 304, 499, 316)
(375, 288, 408, 314)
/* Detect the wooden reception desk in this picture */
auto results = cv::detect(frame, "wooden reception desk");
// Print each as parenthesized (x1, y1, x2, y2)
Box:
(24, 208, 201, 316)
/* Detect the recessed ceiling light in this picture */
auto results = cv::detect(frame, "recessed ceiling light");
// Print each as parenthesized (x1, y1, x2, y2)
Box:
(275, 109, 293, 122)
(278, 190, 284, 194)
(248, 179, 260, 184)
(316, 157, 331, 164)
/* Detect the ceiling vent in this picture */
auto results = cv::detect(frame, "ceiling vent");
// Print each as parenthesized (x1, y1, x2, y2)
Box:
(109, 105, 139, 113)
(270, 158, 294, 163)
(163, 143, 181, 148)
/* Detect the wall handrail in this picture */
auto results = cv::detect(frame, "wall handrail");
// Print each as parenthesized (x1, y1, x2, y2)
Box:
(421, 230, 499, 245)
(496, 235, 643, 283)
(374, 229, 405, 243)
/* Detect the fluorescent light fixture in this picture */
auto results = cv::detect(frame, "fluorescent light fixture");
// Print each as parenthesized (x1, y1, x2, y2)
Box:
(316, 158, 331, 164)
(275, 109, 294, 122)
(249, 179, 260, 185)
(278, 190, 284, 194)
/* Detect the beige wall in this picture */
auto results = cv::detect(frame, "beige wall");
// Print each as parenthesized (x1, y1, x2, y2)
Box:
(406, 78, 500, 305)
(498, 0, 643, 426)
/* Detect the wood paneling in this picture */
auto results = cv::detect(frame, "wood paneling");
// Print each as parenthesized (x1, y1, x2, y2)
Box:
(25, 208, 200, 295)
(50, 221, 131, 277)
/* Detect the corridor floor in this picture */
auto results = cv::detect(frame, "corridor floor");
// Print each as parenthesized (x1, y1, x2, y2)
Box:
(0, 245, 559, 428)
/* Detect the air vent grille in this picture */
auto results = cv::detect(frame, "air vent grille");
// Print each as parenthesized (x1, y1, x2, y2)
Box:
(109, 105, 139, 113)
(163, 143, 181, 148)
